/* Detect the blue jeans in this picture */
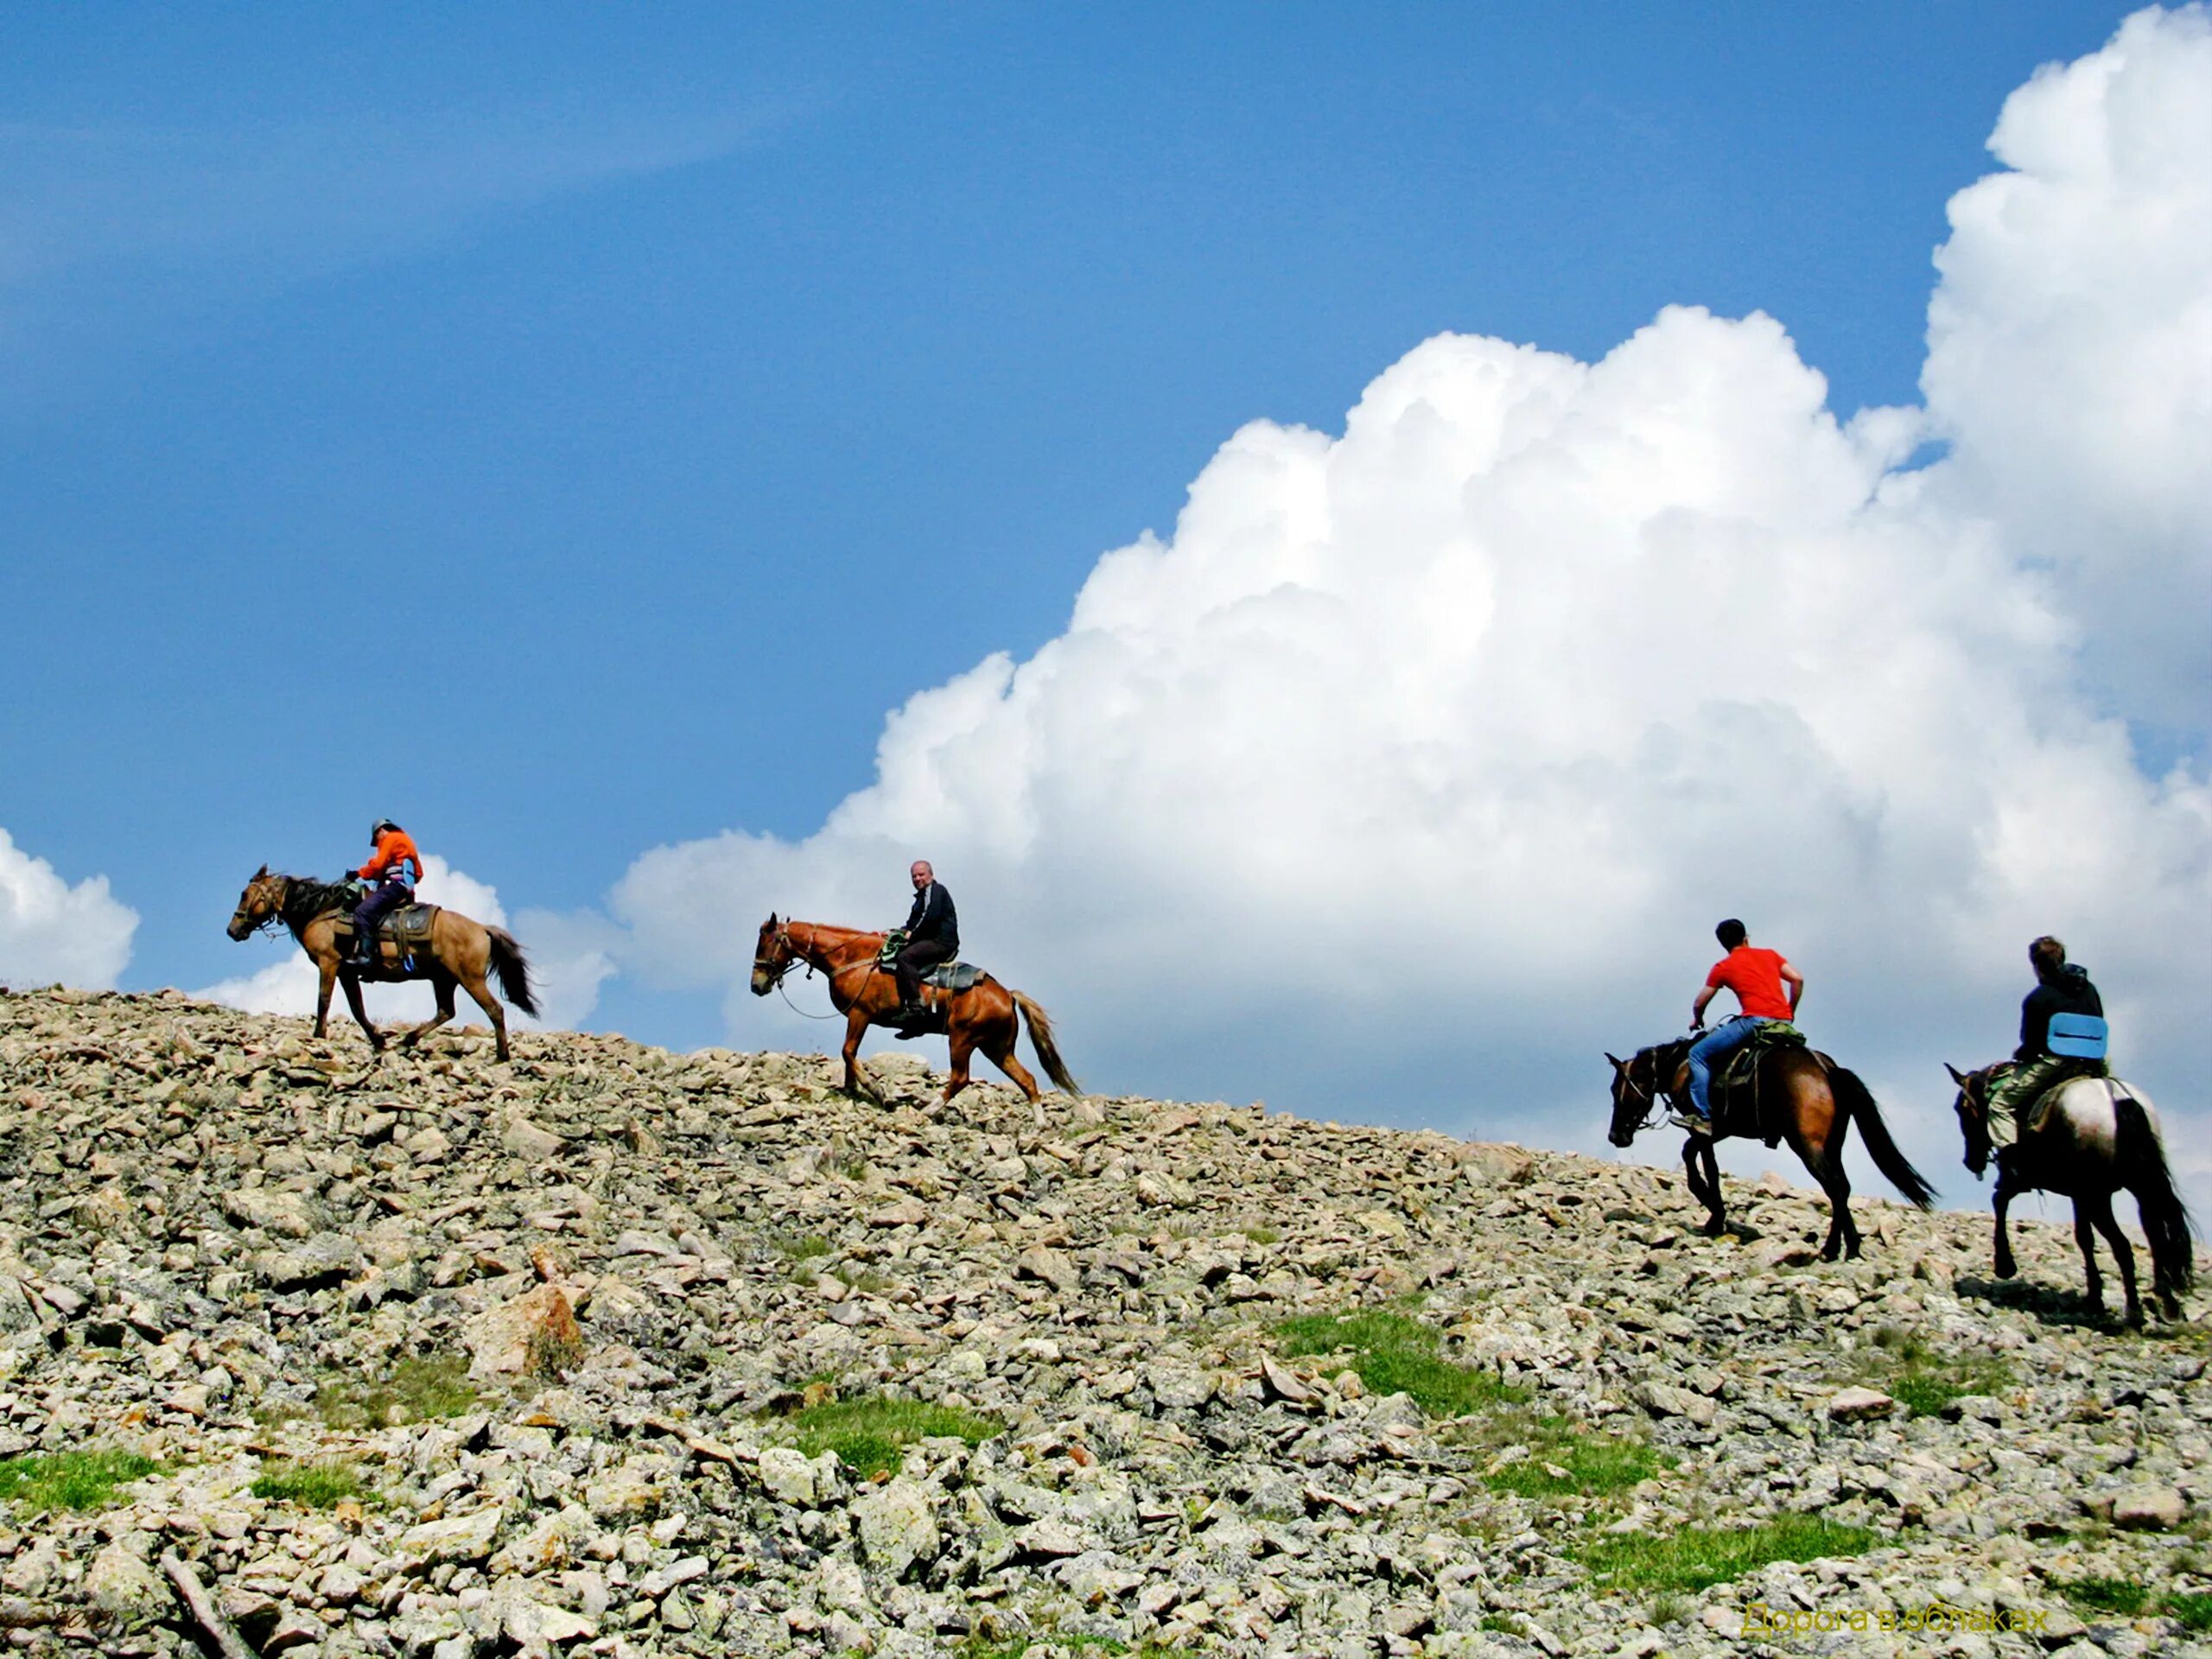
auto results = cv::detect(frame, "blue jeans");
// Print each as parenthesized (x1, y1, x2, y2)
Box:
(354, 879, 413, 956)
(1688, 1016, 1772, 1116)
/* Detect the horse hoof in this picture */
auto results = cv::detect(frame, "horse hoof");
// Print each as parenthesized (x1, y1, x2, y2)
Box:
(1993, 1262, 2017, 1281)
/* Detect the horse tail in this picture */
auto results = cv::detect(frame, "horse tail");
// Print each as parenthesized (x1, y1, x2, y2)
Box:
(2114, 1090, 2196, 1296)
(486, 928, 540, 1017)
(1830, 1064, 1938, 1210)
(1012, 990, 1082, 1096)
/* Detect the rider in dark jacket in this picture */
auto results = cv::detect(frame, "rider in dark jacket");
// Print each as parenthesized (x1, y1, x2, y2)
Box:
(1984, 936, 2106, 1157)
(893, 860, 957, 1031)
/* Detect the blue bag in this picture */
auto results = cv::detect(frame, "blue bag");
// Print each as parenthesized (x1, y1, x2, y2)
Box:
(2047, 1011, 2108, 1059)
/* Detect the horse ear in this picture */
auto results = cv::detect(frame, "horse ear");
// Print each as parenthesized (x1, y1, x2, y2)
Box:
(253, 863, 268, 879)
(1605, 1052, 1625, 1071)
(1944, 1062, 1967, 1084)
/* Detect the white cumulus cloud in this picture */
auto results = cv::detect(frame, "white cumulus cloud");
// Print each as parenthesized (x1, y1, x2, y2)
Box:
(574, 10, 2212, 1213)
(0, 828, 138, 990)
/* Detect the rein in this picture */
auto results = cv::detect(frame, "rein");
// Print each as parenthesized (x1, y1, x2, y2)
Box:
(759, 923, 885, 1022)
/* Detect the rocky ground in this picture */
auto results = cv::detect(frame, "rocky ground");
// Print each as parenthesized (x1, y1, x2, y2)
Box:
(0, 986, 2205, 1659)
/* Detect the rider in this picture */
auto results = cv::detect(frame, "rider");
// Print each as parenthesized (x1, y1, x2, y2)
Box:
(1982, 936, 2106, 1166)
(1681, 918, 1804, 1133)
(348, 819, 423, 966)
(892, 860, 957, 1033)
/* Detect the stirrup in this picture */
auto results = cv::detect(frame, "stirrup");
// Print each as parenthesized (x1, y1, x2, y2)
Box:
(1670, 1108, 1713, 1135)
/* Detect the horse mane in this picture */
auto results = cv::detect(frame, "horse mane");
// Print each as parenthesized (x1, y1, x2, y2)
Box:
(276, 874, 354, 925)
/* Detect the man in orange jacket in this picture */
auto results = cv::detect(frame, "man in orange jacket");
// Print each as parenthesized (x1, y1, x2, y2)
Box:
(349, 819, 423, 966)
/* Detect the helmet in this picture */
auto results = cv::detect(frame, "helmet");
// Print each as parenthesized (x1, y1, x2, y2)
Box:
(370, 818, 399, 843)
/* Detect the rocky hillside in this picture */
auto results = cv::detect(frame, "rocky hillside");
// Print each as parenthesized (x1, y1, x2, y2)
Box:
(0, 986, 2205, 1659)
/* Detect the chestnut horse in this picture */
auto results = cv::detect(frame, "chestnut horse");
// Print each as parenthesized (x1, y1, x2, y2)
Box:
(226, 867, 537, 1061)
(751, 914, 1079, 1106)
(1606, 1038, 1936, 1259)
(1948, 1063, 2195, 1325)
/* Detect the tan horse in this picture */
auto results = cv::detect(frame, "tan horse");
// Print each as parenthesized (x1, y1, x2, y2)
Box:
(226, 867, 537, 1061)
(751, 914, 1079, 1106)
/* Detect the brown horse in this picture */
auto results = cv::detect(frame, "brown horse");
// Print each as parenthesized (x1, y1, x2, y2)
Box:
(751, 914, 1079, 1106)
(1606, 1037, 1936, 1259)
(1948, 1063, 2195, 1325)
(226, 867, 537, 1061)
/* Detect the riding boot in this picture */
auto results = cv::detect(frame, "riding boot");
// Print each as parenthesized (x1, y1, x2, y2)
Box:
(893, 1001, 928, 1037)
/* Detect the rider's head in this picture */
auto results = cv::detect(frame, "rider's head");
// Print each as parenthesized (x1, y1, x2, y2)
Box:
(911, 861, 933, 889)
(371, 818, 400, 844)
(1715, 918, 1747, 950)
(2030, 935, 2067, 979)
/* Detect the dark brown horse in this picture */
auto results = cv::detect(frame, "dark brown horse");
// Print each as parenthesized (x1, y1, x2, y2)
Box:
(227, 867, 537, 1061)
(1948, 1063, 2195, 1325)
(1606, 1038, 1936, 1258)
(751, 914, 1079, 1106)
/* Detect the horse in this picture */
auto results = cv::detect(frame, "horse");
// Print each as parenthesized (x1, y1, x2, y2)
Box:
(1947, 1063, 2195, 1325)
(1606, 1036, 1936, 1259)
(751, 914, 1079, 1107)
(226, 866, 537, 1062)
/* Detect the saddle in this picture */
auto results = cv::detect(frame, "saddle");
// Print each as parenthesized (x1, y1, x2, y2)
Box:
(1669, 1024, 1809, 1147)
(1720, 1020, 1808, 1090)
(876, 931, 986, 992)
(922, 961, 986, 993)
(332, 902, 441, 975)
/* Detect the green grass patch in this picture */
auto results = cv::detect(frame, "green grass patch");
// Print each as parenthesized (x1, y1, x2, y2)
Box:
(1273, 1308, 1524, 1417)
(0, 1449, 160, 1515)
(1841, 1326, 2012, 1419)
(2166, 1592, 2212, 1633)
(251, 1458, 365, 1509)
(771, 1233, 833, 1261)
(315, 1351, 479, 1431)
(781, 1395, 1001, 1481)
(2052, 1575, 2149, 1618)
(1465, 1408, 1673, 1500)
(1573, 1516, 1876, 1595)
(1240, 1224, 1281, 1245)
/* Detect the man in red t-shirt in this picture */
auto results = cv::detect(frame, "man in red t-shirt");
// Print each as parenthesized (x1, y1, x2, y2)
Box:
(1681, 918, 1804, 1131)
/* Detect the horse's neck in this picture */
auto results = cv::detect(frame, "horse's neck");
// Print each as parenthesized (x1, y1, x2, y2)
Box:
(795, 923, 880, 974)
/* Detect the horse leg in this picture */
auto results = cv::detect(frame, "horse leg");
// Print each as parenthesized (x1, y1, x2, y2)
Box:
(2084, 1192, 2140, 1326)
(1992, 1179, 2018, 1280)
(841, 1007, 880, 1103)
(1684, 1139, 1726, 1236)
(314, 960, 337, 1041)
(337, 968, 383, 1052)
(455, 969, 510, 1063)
(982, 1015, 1041, 1104)
(943, 1027, 977, 1109)
(404, 972, 458, 1050)
(1815, 1154, 1858, 1262)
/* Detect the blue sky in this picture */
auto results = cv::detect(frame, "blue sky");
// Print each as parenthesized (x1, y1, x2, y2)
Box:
(3, 3, 2192, 1086)
(9, 0, 2202, 1238)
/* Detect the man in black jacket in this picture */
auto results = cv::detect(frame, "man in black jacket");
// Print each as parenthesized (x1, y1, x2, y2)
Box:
(893, 861, 958, 1032)
(1984, 935, 2107, 1161)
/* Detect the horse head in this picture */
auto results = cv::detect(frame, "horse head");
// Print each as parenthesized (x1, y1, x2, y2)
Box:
(227, 865, 280, 941)
(1947, 1061, 1995, 1177)
(750, 913, 792, 997)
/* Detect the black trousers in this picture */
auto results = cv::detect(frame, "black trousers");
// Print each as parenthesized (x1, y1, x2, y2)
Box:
(895, 938, 955, 1003)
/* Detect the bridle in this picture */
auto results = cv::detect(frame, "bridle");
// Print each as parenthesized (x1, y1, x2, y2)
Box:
(234, 877, 289, 940)
(1614, 1052, 1666, 1136)
(755, 921, 885, 1021)
(754, 921, 804, 991)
